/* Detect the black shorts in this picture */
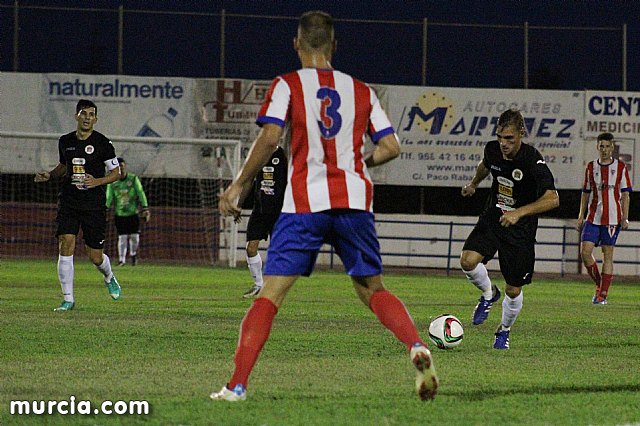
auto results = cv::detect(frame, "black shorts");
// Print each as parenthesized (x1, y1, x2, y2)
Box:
(114, 214, 141, 235)
(246, 211, 280, 242)
(462, 219, 535, 287)
(56, 203, 106, 249)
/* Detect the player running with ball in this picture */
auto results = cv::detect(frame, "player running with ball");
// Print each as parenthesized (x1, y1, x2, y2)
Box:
(460, 109, 559, 349)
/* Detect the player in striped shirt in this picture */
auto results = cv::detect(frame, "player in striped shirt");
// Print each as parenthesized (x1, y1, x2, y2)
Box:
(212, 10, 438, 402)
(576, 132, 632, 304)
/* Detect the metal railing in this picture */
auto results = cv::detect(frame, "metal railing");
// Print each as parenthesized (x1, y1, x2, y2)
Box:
(231, 216, 640, 277)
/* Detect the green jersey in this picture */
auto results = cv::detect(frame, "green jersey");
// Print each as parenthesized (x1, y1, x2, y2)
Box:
(106, 173, 148, 217)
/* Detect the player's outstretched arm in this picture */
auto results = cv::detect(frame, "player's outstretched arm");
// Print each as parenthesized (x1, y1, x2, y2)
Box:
(140, 209, 151, 223)
(134, 175, 149, 210)
(621, 191, 630, 230)
(364, 133, 400, 168)
(499, 189, 559, 227)
(530, 189, 560, 215)
(34, 163, 66, 183)
(232, 182, 254, 223)
(461, 161, 489, 197)
(34, 171, 50, 183)
(106, 183, 114, 208)
(575, 192, 589, 231)
(83, 167, 121, 189)
(220, 124, 283, 218)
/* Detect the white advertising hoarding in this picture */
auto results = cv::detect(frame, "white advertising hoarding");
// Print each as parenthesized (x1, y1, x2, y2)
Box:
(1, 73, 197, 176)
(583, 91, 638, 189)
(371, 86, 584, 189)
(41, 73, 193, 137)
(5, 72, 637, 190)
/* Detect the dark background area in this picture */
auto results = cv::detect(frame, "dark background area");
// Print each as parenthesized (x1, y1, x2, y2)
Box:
(2, 1, 637, 89)
(1, 0, 638, 219)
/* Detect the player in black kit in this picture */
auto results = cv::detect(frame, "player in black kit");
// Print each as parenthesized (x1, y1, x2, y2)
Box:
(459, 109, 559, 349)
(237, 146, 287, 298)
(34, 99, 122, 311)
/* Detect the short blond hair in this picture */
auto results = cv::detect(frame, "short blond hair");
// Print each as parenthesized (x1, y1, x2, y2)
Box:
(497, 109, 525, 132)
(298, 11, 334, 55)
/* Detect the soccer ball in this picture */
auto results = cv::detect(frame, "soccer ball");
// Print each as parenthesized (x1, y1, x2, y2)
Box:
(428, 314, 464, 349)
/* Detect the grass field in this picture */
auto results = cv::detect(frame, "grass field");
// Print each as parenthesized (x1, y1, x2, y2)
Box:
(1, 258, 639, 425)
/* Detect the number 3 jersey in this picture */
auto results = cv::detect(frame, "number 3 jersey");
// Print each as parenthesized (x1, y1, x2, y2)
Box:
(58, 130, 118, 209)
(256, 68, 395, 213)
(481, 140, 556, 235)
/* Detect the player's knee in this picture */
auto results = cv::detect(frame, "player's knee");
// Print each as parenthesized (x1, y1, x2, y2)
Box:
(505, 286, 521, 299)
(260, 278, 297, 308)
(246, 240, 259, 257)
(601, 246, 615, 260)
(459, 254, 477, 271)
(353, 279, 384, 307)
(580, 247, 593, 262)
(90, 253, 103, 265)
(58, 235, 76, 255)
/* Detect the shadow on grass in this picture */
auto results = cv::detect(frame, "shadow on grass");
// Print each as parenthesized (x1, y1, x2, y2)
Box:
(448, 383, 640, 401)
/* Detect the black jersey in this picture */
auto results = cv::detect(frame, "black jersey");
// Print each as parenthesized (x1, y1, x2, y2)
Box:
(479, 140, 556, 236)
(58, 130, 117, 210)
(252, 146, 287, 214)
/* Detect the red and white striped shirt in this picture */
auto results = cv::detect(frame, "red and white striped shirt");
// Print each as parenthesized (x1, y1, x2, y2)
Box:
(256, 68, 395, 213)
(582, 158, 632, 225)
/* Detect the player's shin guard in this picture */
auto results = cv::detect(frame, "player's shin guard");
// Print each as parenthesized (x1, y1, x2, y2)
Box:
(229, 297, 278, 389)
(585, 260, 601, 288)
(58, 255, 75, 303)
(463, 263, 493, 300)
(247, 254, 264, 287)
(599, 274, 613, 300)
(118, 235, 128, 263)
(96, 254, 114, 282)
(129, 233, 140, 257)
(501, 292, 523, 329)
(369, 290, 423, 350)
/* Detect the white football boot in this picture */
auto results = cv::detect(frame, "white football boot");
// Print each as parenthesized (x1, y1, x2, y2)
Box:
(410, 343, 439, 401)
(210, 384, 247, 402)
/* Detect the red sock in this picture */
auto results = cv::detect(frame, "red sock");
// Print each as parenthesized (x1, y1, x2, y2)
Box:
(369, 290, 423, 350)
(229, 297, 278, 389)
(586, 262, 601, 288)
(599, 274, 613, 300)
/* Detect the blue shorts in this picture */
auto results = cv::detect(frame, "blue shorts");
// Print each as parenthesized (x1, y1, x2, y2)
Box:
(263, 210, 383, 277)
(581, 221, 621, 247)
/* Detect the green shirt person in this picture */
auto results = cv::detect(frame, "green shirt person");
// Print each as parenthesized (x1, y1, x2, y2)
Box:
(106, 157, 150, 266)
